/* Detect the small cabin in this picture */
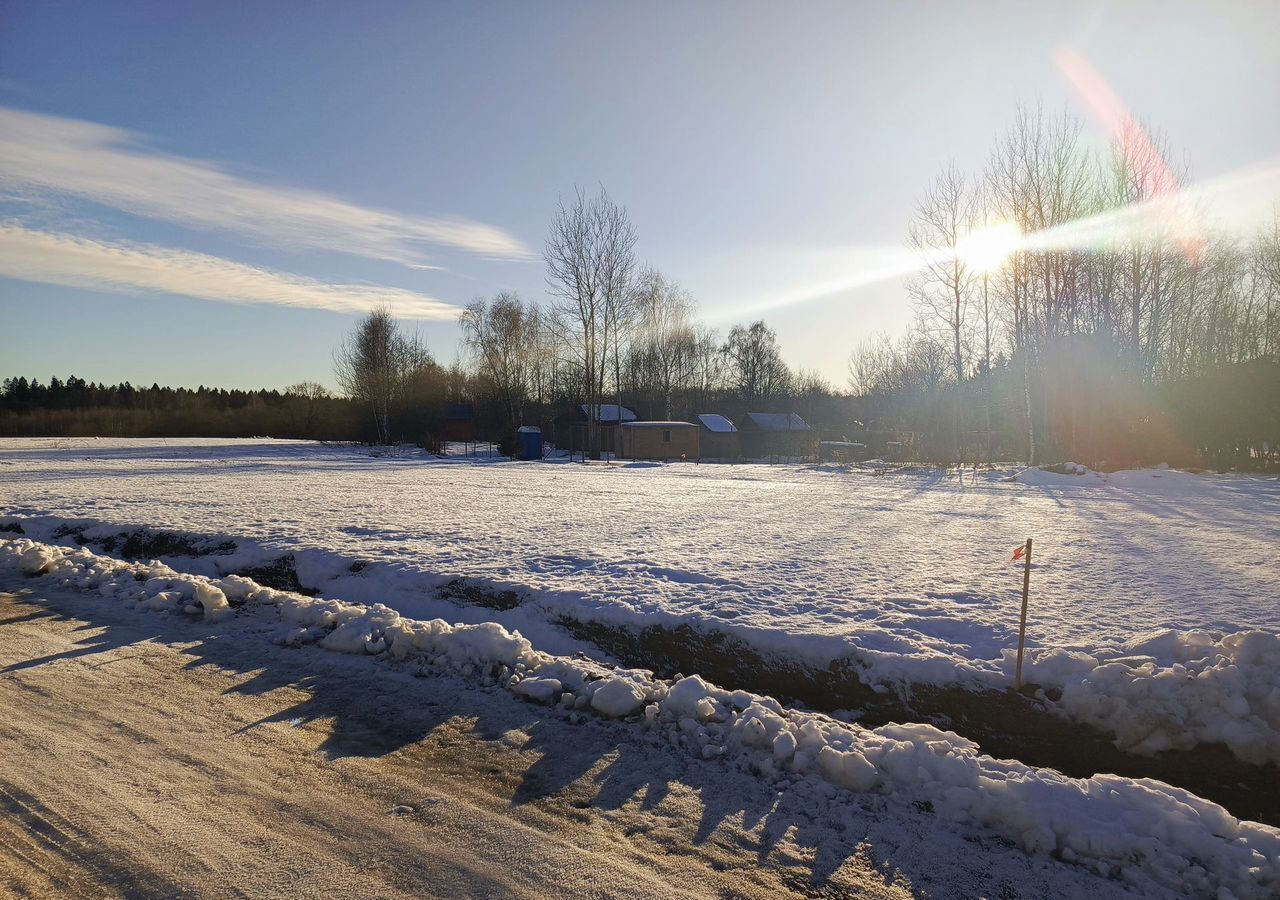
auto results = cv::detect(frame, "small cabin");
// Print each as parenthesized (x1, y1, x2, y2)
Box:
(697, 414, 740, 460)
(620, 421, 700, 461)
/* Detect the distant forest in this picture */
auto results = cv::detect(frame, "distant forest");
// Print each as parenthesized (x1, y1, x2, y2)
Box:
(0, 376, 362, 441)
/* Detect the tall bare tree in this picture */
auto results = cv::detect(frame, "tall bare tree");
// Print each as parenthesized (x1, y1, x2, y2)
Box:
(333, 306, 433, 444)
(907, 161, 979, 385)
(460, 291, 534, 430)
(724, 321, 791, 404)
(632, 267, 697, 418)
(544, 186, 637, 457)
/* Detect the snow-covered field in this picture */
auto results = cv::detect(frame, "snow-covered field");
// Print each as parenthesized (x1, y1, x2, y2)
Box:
(2, 437, 1278, 763)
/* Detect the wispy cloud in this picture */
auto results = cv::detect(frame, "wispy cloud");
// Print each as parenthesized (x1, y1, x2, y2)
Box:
(0, 223, 462, 319)
(0, 106, 533, 265)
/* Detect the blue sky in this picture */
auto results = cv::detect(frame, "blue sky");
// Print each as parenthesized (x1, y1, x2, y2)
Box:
(2, 1, 1277, 390)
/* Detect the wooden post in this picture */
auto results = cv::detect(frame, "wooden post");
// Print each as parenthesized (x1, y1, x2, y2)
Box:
(1014, 537, 1032, 691)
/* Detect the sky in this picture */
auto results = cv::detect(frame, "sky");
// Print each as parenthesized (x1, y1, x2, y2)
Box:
(2, 1, 1278, 391)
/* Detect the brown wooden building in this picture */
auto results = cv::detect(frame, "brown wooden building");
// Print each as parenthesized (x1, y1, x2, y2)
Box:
(620, 421, 700, 460)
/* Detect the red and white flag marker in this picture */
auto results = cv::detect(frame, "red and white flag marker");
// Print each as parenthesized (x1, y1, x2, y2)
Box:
(1013, 538, 1032, 691)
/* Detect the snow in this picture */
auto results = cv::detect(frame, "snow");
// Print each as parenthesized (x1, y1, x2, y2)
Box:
(697, 414, 737, 433)
(581, 404, 637, 422)
(590, 676, 647, 717)
(0, 586, 1163, 900)
(18, 544, 56, 575)
(3, 534, 1278, 898)
(1028, 629, 1280, 764)
(1, 437, 1277, 763)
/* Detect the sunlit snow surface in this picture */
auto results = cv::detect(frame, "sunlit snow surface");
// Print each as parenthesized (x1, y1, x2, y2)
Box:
(1, 437, 1276, 669)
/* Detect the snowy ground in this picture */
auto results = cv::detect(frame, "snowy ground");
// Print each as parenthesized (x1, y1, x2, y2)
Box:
(4, 556, 1277, 900)
(0, 582, 1171, 900)
(3, 438, 1274, 656)
(3, 437, 1279, 897)
(2, 438, 1278, 764)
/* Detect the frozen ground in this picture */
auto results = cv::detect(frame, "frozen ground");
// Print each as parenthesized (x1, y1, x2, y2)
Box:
(2, 437, 1278, 763)
(2, 438, 1275, 655)
(2, 543, 1276, 899)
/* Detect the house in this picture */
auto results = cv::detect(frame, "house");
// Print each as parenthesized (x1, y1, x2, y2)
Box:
(739, 412, 813, 460)
(697, 414, 739, 460)
(552, 404, 638, 456)
(620, 421, 700, 460)
(441, 403, 474, 442)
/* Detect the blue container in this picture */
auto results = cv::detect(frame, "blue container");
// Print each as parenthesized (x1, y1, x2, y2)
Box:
(516, 426, 543, 460)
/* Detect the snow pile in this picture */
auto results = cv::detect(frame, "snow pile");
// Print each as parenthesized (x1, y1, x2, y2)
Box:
(1012, 465, 1106, 486)
(7, 538, 231, 621)
(9, 513, 1280, 769)
(723, 702, 1280, 896)
(4, 536, 1278, 898)
(18, 544, 57, 576)
(1028, 629, 1280, 765)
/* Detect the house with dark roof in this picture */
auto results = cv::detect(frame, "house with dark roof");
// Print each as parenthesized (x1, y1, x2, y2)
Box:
(552, 403, 638, 456)
(739, 412, 813, 460)
(696, 414, 739, 460)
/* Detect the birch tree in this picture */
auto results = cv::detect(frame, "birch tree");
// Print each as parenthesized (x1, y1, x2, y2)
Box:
(544, 186, 637, 457)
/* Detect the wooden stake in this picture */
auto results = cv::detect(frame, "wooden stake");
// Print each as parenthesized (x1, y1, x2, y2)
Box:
(1014, 537, 1032, 691)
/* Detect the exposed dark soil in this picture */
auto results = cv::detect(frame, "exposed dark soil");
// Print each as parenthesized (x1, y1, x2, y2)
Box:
(438, 578, 523, 611)
(233, 555, 316, 596)
(51, 524, 236, 559)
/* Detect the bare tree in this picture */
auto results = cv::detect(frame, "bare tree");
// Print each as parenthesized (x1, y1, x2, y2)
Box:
(333, 306, 433, 444)
(689, 326, 726, 413)
(284, 381, 330, 439)
(907, 161, 979, 385)
(460, 291, 534, 430)
(724, 321, 791, 404)
(544, 186, 638, 457)
(632, 267, 697, 418)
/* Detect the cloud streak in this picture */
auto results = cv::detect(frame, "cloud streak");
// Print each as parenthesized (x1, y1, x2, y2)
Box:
(0, 106, 533, 265)
(0, 223, 462, 319)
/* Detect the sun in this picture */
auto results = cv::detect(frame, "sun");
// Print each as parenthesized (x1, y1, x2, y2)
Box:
(955, 222, 1022, 273)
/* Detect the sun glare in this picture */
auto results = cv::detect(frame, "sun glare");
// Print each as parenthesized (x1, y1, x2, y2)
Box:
(955, 222, 1022, 273)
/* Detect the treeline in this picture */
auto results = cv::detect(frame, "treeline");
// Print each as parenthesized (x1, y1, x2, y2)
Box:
(457, 188, 838, 456)
(325, 188, 844, 454)
(458, 286, 838, 440)
(847, 104, 1279, 469)
(0, 376, 361, 439)
(321, 297, 841, 453)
